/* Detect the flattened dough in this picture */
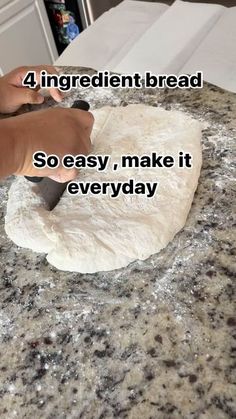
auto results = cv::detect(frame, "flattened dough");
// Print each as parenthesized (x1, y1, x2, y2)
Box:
(5, 105, 202, 273)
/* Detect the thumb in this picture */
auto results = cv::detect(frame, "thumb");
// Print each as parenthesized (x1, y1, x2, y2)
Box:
(14, 87, 45, 106)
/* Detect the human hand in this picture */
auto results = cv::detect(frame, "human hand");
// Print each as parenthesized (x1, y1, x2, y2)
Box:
(1, 107, 94, 182)
(0, 66, 63, 114)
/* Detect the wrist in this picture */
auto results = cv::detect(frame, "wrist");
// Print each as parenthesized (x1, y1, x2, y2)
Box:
(0, 76, 8, 114)
(0, 118, 20, 178)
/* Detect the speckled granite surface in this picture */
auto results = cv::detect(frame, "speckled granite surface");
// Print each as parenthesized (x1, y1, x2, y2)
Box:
(0, 67, 235, 419)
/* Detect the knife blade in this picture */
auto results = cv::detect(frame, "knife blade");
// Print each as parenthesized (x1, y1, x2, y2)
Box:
(25, 100, 90, 210)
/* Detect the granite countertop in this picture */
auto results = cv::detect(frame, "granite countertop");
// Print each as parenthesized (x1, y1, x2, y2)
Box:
(0, 67, 235, 419)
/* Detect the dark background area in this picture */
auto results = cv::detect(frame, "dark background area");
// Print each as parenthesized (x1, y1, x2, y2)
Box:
(44, 0, 83, 55)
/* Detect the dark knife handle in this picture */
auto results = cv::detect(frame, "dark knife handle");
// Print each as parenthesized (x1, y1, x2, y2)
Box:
(25, 100, 90, 183)
(71, 100, 90, 111)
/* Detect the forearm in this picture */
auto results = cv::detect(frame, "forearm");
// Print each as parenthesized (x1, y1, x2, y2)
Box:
(0, 118, 17, 178)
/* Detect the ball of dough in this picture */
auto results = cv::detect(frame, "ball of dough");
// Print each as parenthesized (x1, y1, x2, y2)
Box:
(5, 105, 202, 273)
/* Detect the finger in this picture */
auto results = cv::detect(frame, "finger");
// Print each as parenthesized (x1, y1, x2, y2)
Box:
(47, 88, 63, 102)
(36, 65, 59, 74)
(13, 87, 45, 106)
(12, 65, 59, 86)
(10, 66, 63, 102)
(31, 67, 63, 103)
(33, 66, 63, 102)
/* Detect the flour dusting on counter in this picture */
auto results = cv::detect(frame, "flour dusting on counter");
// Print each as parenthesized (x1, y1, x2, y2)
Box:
(0, 67, 235, 419)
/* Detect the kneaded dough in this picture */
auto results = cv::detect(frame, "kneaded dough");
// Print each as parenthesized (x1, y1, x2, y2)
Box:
(5, 105, 202, 273)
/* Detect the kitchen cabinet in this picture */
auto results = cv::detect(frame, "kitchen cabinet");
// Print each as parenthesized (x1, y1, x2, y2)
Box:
(0, 0, 58, 74)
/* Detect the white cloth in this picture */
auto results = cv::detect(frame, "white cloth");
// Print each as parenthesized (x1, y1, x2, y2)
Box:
(55, 0, 236, 93)
(113, 1, 223, 74)
(182, 8, 236, 93)
(55, 1, 168, 70)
